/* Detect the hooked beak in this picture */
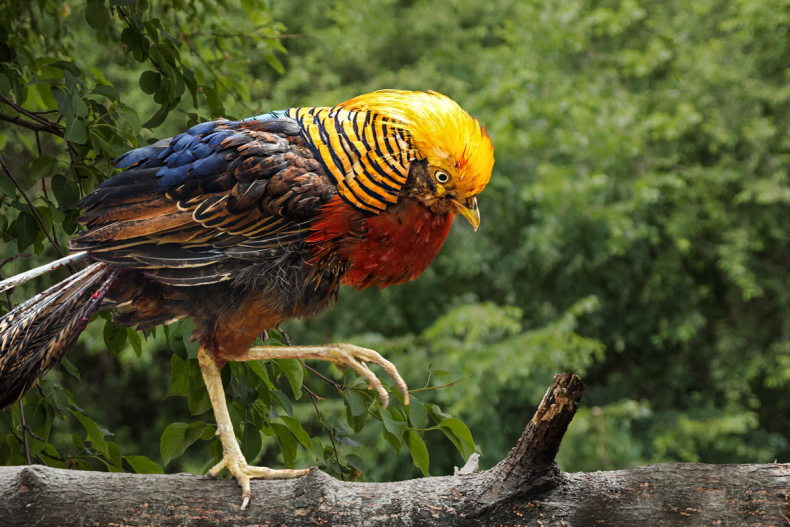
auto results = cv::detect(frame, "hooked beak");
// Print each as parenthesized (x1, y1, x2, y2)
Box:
(452, 197, 481, 231)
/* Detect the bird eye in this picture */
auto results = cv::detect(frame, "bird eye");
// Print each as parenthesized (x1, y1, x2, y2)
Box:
(435, 171, 450, 184)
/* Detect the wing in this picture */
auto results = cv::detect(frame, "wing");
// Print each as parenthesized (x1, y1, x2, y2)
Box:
(70, 115, 337, 287)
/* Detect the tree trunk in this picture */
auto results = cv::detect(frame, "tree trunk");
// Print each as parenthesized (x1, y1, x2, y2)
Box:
(0, 372, 788, 526)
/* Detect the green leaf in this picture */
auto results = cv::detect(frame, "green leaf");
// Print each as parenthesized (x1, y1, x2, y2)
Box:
(0, 73, 10, 95)
(72, 91, 88, 118)
(64, 118, 89, 144)
(166, 354, 189, 398)
(438, 418, 476, 460)
(86, 0, 110, 30)
(103, 320, 127, 355)
(160, 421, 212, 466)
(381, 407, 406, 440)
(280, 415, 311, 450)
(187, 382, 211, 416)
(127, 328, 142, 357)
(345, 390, 368, 417)
(0, 174, 16, 198)
(276, 359, 303, 399)
(139, 71, 161, 95)
(407, 397, 428, 429)
(272, 390, 293, 416)
(143, 103, 169, 129)
(47, 60, 81, 78)
(125, 455, 164, 474)
(200, 85, 225, 116)
(70, 410, 108, 455)
(272, 422, 297, 469)
(90, 84, 119, 101)
(241, 421, 262, 462)
(310, 437, 324, 460)
(122, 106, 141, 135)
(381, 425, 402, 453)
(264, 53, 285, 74)
(50, 174, 80, 209)
(345, 453, 366, 474)
(15, 212, 38, 251)
(60, 358, 81, 381)
(248, 360, 274, 390)
(404, 431, 429, 476)
(107, 441, 123, 470)
(29, 155, 58, 180)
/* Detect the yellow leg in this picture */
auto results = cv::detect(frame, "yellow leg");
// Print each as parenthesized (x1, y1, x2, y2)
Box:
(197, 345, 309, 510)
(198, 341, 409, 509)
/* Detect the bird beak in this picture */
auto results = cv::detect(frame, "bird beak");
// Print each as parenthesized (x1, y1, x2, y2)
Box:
(453, 197, 481, 231)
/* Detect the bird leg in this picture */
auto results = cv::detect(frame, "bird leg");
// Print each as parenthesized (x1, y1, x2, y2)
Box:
(197, 341, 409, 509)
(197, 344, 309, 510)
(229, 343, 409, 408)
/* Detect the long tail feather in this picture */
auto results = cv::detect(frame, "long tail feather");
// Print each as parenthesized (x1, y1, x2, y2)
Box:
(0, 262, 117, 409)
(0, 252, 89, 294)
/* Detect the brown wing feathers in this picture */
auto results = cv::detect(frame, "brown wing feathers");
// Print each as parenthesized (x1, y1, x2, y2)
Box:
(70, 117, 336, 288)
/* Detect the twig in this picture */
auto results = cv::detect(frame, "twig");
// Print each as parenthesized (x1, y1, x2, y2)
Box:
(0, 254, 31, 269)
(307, 389, 342, 480)
(0, 111, 65, 137)
(0, 93, 65, 133)
(0, 270, 14, 312)
(409, 373, 472, 394)
(0, 152, 75, 272)
(274, 324, 342, 391)
(38, 450, 66, 463)
(174, 15, 254, 113)
(275, 324, 292, 346)
(35, 132, 64, 252)
(116, 8, 164, 73)
(303, 363, 343, 391)
(302, 385, 324, 402)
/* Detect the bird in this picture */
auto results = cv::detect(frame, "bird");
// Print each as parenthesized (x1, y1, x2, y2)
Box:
(0, 89, 494, 508)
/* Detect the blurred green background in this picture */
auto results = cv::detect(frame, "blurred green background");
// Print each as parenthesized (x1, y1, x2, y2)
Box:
(1, 0, 789, 482)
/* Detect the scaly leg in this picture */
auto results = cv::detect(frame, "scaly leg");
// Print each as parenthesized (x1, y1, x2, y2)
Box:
(197, 344, 309, 510)
(198, 341, 409, 509)
(231, 342, 409, 408)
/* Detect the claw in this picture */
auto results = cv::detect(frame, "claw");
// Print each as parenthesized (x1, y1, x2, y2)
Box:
(209, 453, 309, 509)
(328, 344, 409, 408)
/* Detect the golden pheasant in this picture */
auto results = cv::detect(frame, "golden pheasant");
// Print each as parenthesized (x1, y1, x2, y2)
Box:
(0, 89, 494, 507)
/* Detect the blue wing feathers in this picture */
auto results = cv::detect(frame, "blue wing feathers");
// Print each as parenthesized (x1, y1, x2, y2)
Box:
(108, 112, 298, 192)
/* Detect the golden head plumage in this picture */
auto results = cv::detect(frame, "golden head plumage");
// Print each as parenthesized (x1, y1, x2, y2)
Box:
(339, 90, 495, 199)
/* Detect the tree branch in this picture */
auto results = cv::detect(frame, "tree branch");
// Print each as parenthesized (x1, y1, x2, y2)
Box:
(0, 373, 787, 526)
(0, 94, 65, 137)
(0, 152, 75, 272)
(0, 112, 65, 137)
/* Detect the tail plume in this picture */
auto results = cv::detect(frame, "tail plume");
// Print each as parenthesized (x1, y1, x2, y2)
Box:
(0, 262, 118, 409)
(0, 252, 88, 294)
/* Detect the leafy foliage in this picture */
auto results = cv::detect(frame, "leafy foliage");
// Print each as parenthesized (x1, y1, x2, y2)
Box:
(0, 0, 478, 479)
(2, 0, 790, 485)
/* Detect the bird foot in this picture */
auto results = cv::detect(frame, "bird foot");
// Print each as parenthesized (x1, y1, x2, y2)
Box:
(207, 448, 309, 510)
(321, 343, 409, 408)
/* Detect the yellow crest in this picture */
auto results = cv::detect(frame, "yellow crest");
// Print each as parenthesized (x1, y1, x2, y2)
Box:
(339, 90, 494, 197)
(285, 90, 493, 214)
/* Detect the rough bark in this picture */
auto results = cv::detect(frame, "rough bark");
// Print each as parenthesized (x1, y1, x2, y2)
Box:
(0, 372, 787, 527)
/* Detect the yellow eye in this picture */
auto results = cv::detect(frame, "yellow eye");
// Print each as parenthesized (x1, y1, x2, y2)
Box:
(435, 171, 450, 184)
